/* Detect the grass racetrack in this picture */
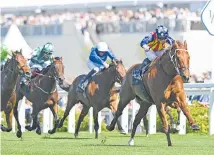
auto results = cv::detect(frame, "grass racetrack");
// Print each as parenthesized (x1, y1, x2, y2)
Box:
(1, 132, 214, 155)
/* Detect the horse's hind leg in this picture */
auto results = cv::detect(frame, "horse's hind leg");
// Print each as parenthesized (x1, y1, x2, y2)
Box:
(166, 107, 175, 126)
(48, 103, 59, 134)
(157, 103, 172, 146)
(143, 116, 149, 136)
(93, 108, 99, 139)
(74, 105, 90, 138)
(128, 102, 150, 146)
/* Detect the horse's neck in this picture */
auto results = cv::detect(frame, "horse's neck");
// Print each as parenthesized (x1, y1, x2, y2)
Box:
(95, 67, 116, 92)
(159, 50, 177, 77)
(1, 59, 18, 89)
(33, 68, 56, 91)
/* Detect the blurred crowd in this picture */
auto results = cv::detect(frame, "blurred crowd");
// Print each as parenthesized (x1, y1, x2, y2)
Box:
(1, 7, 200, 26)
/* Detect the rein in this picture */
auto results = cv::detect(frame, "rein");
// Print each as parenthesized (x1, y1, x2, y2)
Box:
(159, 48, 189, 76)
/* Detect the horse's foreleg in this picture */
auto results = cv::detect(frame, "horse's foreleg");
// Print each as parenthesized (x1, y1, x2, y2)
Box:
(4, 106, 13, 132)
(13, 96, 23, 138)
(48, 103, 59, 134)
(176, 91, 199, 130)
(157, 103, 172, 146)
(106, 98, 132, 131)
(113, 112, 126, 135)
(93, 108, 99, 139)
(129, 103, 150, 146)
(74, 105, 90, 138)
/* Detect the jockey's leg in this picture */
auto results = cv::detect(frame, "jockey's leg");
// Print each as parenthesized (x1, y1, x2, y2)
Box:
(155, 49, 165, 57)
(77, 60, 101, 91)
(141, 50, 159, 75)
(77, 68, 98, 91)
(141, 58, 151, 75)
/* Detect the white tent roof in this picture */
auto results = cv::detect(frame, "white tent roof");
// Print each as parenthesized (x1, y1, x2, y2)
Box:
(3, 24, 33, 59)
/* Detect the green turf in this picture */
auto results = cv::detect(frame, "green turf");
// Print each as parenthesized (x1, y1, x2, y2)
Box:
(1, 132, 214, 155)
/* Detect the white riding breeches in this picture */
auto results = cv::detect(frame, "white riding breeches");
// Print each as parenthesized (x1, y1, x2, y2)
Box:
(87, 59, 104, 74)
(145, 49, 165, 61)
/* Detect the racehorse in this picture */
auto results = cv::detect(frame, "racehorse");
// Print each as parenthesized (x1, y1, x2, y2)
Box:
(1, 50, 30, 132)
(57, 60, 126, 139)
(13, 57, 65, 138)
(106, 40, 200, 146)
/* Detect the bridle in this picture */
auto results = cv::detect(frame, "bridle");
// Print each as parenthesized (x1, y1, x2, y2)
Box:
(168, 48, 189, 75)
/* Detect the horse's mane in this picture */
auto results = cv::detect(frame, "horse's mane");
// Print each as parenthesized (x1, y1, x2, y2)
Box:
(40, 65, 51, 75)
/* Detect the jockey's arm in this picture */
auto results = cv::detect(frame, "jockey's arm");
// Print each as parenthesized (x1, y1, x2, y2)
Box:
(106, 50, 118, 62)
(89, 48, 105, 66)
(166, 37, 175, 46)
(140, 34, 154, 51)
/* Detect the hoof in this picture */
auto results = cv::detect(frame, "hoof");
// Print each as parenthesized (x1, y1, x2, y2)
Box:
(6, 128, 12, 132)
(192, 124, 200, 130)
(120, 130, 126, 135)
(168, 143, 172, 147)
(128, 139, 134, 146)
(1, 126, 7, 132)
(146, 134, 149, 137)
(106, 125, 114, 131)
(16, 130, 22, 138)
(25, 125, 32, 131)
(74, 133, 78, 138)
(48, 130, 55, 134)
(36, 129, 41, 135)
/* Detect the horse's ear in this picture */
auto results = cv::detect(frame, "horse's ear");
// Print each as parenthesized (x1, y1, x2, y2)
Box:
(20, 49, 22, 54)
(174, 41, 179, 48)
(113, 59, 117, 65)
(119, 58, 123, 64)
(184, 40, 187, 50)
(12, 51, 15, 56)
(60, 57, 63, 61)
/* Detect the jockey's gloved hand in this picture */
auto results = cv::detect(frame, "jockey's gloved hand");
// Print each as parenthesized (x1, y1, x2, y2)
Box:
(143, 44, 150, 51)
(103, 62, 109, 68)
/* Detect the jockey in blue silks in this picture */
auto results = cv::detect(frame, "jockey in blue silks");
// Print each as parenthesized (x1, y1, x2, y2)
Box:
(78, 42, 118, 91)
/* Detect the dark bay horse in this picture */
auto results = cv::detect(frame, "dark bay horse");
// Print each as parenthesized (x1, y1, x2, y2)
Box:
(57, 61, 126, 138)
(106, 41, 200, 146)
(1, 50, 30, 132)
(13, 57, 65, 138)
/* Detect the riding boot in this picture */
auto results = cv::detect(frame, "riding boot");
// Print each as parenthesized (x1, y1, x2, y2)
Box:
(141, 58, 151, 76)
(77, 69, 97, 92)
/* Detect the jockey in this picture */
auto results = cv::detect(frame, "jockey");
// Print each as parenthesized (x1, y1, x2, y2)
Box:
(28, 42, 54, 78)
(20, 42, 54, 87)
(140, 25, 174, 74)
(77, 42, 118, 91)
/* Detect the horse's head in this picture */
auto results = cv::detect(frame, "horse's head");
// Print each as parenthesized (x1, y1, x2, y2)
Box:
(50, 57, 65, 82)
(11, 49, 30, 75)
(172, 40, 190, 82)
(111, 59, 126, 83)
